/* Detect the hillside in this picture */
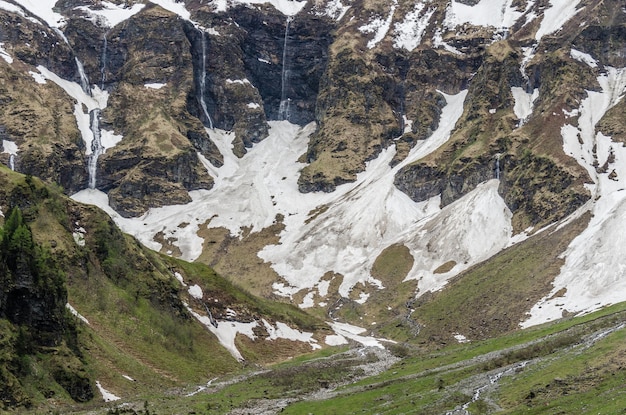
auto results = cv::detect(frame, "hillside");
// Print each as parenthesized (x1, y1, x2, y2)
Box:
(0, 0, 625, 412)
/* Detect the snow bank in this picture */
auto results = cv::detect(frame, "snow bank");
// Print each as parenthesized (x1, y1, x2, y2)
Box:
(0, 42, 12, 64)
(66, 303, 89, 325)
(359, 0, 397, 49)
(444, 0, 530, 30)
(95, 381, 120, 402)
(511, 87, 539, 124)
(393, 2, 435, 52)
(75, 1, 145, 28)
(571, 48, 598, 68)
(11, 0, 65, 28)
(212, 0, 307, 16)
(314, 0, 350, 21)
(534, 0, 582, 41)
(329, 322, 389, 349)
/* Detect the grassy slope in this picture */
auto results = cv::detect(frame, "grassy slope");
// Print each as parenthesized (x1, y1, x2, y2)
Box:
(0, 167, 328, 413)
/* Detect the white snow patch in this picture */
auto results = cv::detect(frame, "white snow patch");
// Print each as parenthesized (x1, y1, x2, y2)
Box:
(212, 0, 307, 16)
(522, 67, 626, 327)
(329, 322, 391, 349)
(174, 272, 187, 286)
(226, 78, 252, 86)
(325, 334, 349, 346)
(148, 0, 190, 20)
(262, 319, 320, 349)
(258, 58, 270, 64)
(300, 292, 315, 308)
(2, 140, 18, 156)
(188, 306, 257, 361)
(535, 0, 582, 41)
(72, 226, 86, 247)
(66, 303, 89, 325)
(145, 82, 166, 89)
(454, 333, 469, 343)
(433, 29, 462, 54)
(402, 115, 413, 135)
(75, 1, 145, 28)
(355, 292, 370, 304)
(511, 86, 539, 124)
(314, 0, 350, 21)
(122, 375, 135, 382)
(0, 43, 13, 64)
(444, 0, 529, 30)
(570, 48, 598, 68)
(393, 3, 435, 52)
(12, 0, 65, 28)
(247, 102, 261, 109)
(95, 381, 120, 402)
(188, 284, 203, 299)
(28, 71, 47, 84)
(359, 0, 397, 49)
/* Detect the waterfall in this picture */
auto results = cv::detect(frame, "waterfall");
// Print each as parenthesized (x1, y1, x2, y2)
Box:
(8, 154, 15, 171)
(100, 32, 108, 90)
(278, 16, 293, 121)
(88, 109, 104, 189)
(75, 57, 90, 95)
(197, 30, 214, 129)
(495, 153, 501, 180)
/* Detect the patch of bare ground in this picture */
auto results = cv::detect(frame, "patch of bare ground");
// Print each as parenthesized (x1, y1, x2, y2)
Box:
(195, 217, 285, 299)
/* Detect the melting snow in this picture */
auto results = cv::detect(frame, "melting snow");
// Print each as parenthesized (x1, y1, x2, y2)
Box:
(262, 319, 320, 349)
(329, 322, 390, 349)
(28, 71, 47, 84)
(75, 1, 145, 28)
(212, 0, 307, 16)
(11, 0, 65, 28)
(444, 0, 529, 30)
(144, 82, 166, 89)
(188, 284, 203, 299)
(314, 0, 350, 21)
(571, 48, 598, 68)
(359, 0, 397, 49)
(0, 42, 12, 64)
(325, 334, 349, 346)
(95, 381, 120, 402)
(522, 67, 626, 327)
(511, 87, 539, 124)
(393, 2, 435, 51)
(66, 303, 89, 325)
(148, 0, 191, 20)
(534, 0, 582, 41)
(2, 140, 18, 156)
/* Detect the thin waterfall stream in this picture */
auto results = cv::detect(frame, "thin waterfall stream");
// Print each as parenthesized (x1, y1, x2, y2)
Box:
(278, 16, 293, 121)
(100, 32, 108, 89)
(197, 29, 214, 129)
(88, 109, 104, 189)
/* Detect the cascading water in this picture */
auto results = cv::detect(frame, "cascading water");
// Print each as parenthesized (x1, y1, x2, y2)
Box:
(75, 57, 90, 95)
(197, 29, 214, 129)
(278, 16, 293, 121)
(88, 109, 104, 189)
(100, 32, 108, 90)
(495, 153, 501, 180)
(8, 154, 15, 171)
